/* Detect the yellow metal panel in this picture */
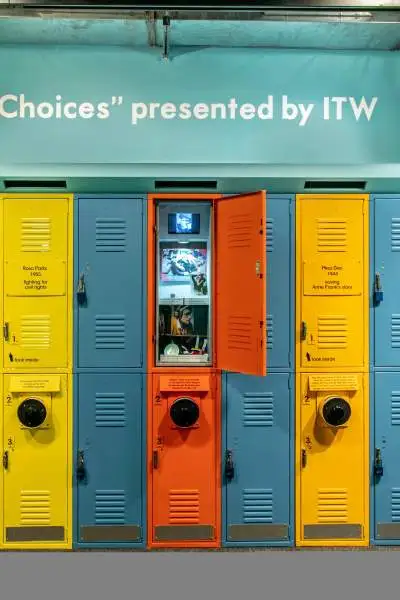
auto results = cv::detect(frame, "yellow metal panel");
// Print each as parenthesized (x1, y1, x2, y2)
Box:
(2, 373, 70, 549)
(295, 373, 369, 547)
(296, 194, 369, 372)
(2, 195, 73, 372)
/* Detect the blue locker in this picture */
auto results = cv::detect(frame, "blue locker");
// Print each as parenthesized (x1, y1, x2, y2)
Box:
(75, 195, 146, 370)
(223, 195, 293, 547)
(373, 372, 400, 544)
(223, 373, 293, 546)
(372, 196, 400, 368)
(74, 373, 145, 548)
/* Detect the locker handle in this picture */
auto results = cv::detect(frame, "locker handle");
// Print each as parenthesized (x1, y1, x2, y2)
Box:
(76, 273, 87, 305)
(76, 450, 86, 481)
(300, 321, 307, 341)
(374, 448, 383, 478)
(301, 449, 307, 468)
(374, 272, 383, 305)
(3, 322, 9, 341)
(153, 450, 159, 470)
(2, 451, 8, 470)
(225, 450, 234, 482)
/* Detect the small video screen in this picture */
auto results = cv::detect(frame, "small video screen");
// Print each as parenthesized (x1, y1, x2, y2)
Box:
(168, 212, 200, 235)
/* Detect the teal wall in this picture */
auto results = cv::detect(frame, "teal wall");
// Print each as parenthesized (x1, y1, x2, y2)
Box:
(0, 45, 399, 176)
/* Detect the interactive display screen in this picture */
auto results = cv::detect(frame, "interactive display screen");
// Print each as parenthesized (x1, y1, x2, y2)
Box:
(168, 212, 200, 235)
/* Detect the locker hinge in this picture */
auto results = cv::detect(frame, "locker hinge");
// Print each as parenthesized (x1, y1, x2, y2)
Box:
(288, 377, 292, 390)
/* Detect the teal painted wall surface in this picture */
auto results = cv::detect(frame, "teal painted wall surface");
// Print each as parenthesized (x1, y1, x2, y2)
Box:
(0, 46, 399, 168)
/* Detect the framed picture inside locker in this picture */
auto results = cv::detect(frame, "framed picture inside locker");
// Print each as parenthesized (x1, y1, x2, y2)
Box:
(149, 192, 268, 377)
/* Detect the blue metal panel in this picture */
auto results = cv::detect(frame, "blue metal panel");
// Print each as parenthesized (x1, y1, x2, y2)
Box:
(372, 195, 400, 369)
(373, 372, 400, 545)
(75, 195, 146, 370)
(222, 372, 293, 547)
(266, 195, 293, 370)
(74, 373, 145, 549)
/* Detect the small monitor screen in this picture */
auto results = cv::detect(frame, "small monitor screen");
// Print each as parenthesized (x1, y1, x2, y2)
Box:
(168, 213, 200, 235)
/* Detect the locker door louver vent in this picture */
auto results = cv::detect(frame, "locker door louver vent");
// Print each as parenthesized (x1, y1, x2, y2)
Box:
(227, 215, 252, 248)
(243, 489, 273, 523)
(391, 316, 400, 348)
(317, 219, 347, 252)
(169, 490, 200, 524)
(227, 316, 252, 352)
(95, 393, 126, 427)
(20, 315, 51, 349)
(266, 218, 274, 252)
(318, 489, 348, 523)
(21, 218, 51, 252)
(95, 490, 126, 524)
(391, 489, 400, 522)
(318, 315, 348, 349)
(391, 392, 400, 425)
(20, 491, 51, 525)
(95, 315, 126, 350)
(266, 315, 274, 350)
(95, 218, 127, 252)
(243, 392, 274, 427)
(391, 218, 400, 251)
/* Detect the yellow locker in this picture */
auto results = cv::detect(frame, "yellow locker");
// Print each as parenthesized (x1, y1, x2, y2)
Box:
(296, 373, 369, 547)
(296, 195, 369, 372)
(2, 195, 73, 371)
(2, 373, 71, 549)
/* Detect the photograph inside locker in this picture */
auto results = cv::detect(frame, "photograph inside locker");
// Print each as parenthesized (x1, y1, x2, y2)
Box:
(0, 0, 399, 555)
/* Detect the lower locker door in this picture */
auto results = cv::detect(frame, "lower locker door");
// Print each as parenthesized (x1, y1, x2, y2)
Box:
(374, 372, 400, 542)
(3, 375, 68, 546)
(76, 374, 143, 546)
(224, 373, 292, 545)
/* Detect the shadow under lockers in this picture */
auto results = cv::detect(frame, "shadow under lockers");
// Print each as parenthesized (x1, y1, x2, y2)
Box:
(73, 195, 147, 549)
(223, 195, 294, 547)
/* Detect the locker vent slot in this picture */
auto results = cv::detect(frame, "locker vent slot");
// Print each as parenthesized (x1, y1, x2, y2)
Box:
(21, 218, 51, 252)
(95, 392, 126, 427)
(391, 393, 400, 425)
(227, 316, 252, 351)
(317, 219, 347, 252)
(154, 180, 217, 190)
(391, 316, 400, 349)
(21, 315, 51, 349)
(95, 218, 127, 252)
(266, 218, 274, 252)
(20, 491, 51, 525)
(4, 180, 67, 189)
(391, 489, 400, 521)
(317, 315, 347, 349)
(243, 392, 274, 427)
(169, 490, 200, 524)
(318, 489, 348, 523)
(266, 315, 274, 350)
(243, 489, 273, 523)
(95, 315, 126, 350)
(95, 490, 126, 524)
(227, 214, 252, 248)
(391, 218, 400, 251)
(304, 181, 366, 190)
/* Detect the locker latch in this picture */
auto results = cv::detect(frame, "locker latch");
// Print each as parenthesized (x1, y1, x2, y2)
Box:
(3, 322, 9, 341)
(374, 448, 383, 479)
(76, 450, 86, 482)
(76, 273, 87, 305)
(225, 450, 234, 482)
(153, 450, 159, 470)
(300, 321, 307, 341)
(2, 451, 8, 470)
(374, 273, 383, 305)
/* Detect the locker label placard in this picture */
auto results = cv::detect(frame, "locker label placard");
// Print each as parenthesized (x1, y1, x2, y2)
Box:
(9, 375, 61, 393)
(308, 374, 359, 392)
(303, 260, 361, 296)
(159, 375, 210, 392)
(5, 260, 66, 296)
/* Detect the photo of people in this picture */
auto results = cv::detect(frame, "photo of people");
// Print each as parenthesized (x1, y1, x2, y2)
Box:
(175, 213, 193, 233)
(158, 304, 209, 358)
(191, 273, 208, 296)
(160, 247, 207, 283)
(171, 306, 194, 336)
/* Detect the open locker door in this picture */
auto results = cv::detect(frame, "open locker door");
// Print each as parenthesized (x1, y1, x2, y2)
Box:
(215, 191, 267, 376)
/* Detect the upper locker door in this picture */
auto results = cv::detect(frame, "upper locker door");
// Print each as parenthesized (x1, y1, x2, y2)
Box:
(297, 195, 368, 371)
(215, 191, 267, 376)
(77, 196, 145, 369)
(3, 197, 70, 370)
(374, 197, 400, 367)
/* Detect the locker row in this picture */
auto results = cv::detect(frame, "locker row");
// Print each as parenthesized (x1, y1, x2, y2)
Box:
(0, 191, 400, 552)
